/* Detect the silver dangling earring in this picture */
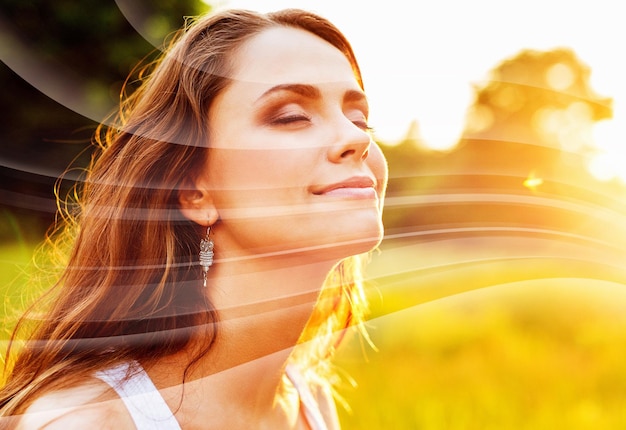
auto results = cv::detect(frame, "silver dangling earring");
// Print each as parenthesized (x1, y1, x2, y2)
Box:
(199, 226, 214, 287)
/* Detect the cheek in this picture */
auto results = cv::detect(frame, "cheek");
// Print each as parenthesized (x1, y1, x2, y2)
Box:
(369, 143, 389, 194)
(206, 148, 311, 207)
(208, 148, 279, 186)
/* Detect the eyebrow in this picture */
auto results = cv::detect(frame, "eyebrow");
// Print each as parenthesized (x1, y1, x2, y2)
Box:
(255, 83, 368, 108)
(343, 89, 369, 112)
(256, 84, 321, 103)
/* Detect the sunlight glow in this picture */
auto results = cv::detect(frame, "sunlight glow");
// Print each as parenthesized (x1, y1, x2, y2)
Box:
(545, 63, 575, 91)
(533, 102, 594, 152)
(590, 115, 626, 183)
(523, 172, 544, 191)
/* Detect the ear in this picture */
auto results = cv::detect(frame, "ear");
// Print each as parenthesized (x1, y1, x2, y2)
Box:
(178, 180, 219, 227)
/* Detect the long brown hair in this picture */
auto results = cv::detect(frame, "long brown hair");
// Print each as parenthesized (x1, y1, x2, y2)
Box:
(0, 8, 369, 417)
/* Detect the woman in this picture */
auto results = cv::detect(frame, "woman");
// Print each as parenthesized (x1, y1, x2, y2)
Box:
(0, 7, 387, 429)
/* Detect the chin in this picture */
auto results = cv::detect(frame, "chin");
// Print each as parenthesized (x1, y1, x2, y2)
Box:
(244, 208, 384, 263)
(322, 220, 384, 261)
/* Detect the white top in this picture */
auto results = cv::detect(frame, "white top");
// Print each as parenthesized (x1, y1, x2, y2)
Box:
(284, 364, 331, 430)
(95, 362, 181, 429)
(94, 361, 331, 430)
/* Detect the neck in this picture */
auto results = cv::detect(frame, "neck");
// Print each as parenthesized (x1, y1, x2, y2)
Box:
(147, 254, 341, 427)
(210, 254, 337, 314)
(201, 254, 339, 371)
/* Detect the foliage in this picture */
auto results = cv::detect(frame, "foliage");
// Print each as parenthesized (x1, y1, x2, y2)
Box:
(380, 47, 624, 251)
(335, 277, 626, 429)
(0, 0, 210, 239)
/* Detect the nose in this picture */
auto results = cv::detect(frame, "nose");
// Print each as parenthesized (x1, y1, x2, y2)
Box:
(327, 117, 371, 163)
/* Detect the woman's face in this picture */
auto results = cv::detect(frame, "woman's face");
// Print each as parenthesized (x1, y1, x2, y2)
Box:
(198, 26, 388, 262)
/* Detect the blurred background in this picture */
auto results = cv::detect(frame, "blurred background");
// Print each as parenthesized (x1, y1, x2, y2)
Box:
(2, 1, 626, 428)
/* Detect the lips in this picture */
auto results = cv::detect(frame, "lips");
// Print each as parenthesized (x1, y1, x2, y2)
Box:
(313, 176, 377, 199)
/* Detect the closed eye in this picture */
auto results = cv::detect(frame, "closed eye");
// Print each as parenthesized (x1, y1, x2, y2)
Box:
(348, 111, 371, 131)
(352, 119, 372, 131)
(271, 114, 311, 125)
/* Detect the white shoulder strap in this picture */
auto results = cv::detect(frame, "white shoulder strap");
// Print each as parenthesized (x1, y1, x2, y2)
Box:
(285, 364, 330, 430)
(95, 362, 181, 430)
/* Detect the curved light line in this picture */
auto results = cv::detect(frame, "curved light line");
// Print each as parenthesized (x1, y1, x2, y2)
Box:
(0, 15, 114, 122)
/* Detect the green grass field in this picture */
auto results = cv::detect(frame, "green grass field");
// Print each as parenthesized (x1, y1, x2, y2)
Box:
(333, 235, 626, 429)
(334, 279, 626, 429)
(3, 240, 626, 429)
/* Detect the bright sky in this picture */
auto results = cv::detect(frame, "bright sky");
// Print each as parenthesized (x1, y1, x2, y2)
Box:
(215, 0, 626, 164)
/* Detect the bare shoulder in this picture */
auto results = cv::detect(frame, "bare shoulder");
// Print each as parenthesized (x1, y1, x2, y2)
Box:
(15, 377, 135, 430)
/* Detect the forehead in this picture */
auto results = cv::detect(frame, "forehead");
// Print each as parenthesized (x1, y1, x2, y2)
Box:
(228, 26, 358, 88)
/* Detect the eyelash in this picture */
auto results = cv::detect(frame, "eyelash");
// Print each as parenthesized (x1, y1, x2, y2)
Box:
(271, 114, 311, 125)
(269, 113, 373, 132)
(353, 120, 373, 132)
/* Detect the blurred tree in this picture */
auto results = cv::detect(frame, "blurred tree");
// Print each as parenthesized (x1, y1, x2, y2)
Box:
(380, 48, 619, 244)
(0, 0, 210, 241)
(460, 48, 611, 176)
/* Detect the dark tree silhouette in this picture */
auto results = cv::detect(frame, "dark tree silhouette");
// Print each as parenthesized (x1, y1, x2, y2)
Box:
(0, 0, 209, 241)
